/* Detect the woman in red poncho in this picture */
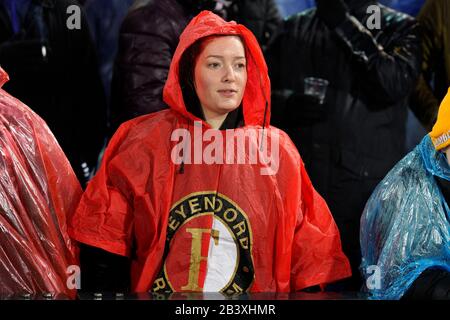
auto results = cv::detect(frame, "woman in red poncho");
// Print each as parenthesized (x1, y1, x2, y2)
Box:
(0, 67, 82, 299)
(69, 11, 351, 294)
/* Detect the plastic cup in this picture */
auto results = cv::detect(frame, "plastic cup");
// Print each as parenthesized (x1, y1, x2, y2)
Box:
(304, 77, 329, 104)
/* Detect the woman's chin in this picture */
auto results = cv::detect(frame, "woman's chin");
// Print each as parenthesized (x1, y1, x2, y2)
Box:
(217, 103, 240, 113)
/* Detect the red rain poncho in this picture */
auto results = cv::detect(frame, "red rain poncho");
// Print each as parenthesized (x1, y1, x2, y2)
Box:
(0, 67, 82, 298)
(69, 11, 351, 293)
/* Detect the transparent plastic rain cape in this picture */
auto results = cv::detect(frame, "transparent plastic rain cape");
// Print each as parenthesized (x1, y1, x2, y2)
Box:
(360, 135, 450, 299)
(0, 67, 82, 299)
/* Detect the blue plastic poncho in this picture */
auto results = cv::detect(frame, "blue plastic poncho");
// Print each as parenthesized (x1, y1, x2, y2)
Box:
(360, 135, 450, 300)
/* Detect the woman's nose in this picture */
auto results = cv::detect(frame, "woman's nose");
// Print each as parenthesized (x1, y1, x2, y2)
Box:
(222, 65, 236, 82)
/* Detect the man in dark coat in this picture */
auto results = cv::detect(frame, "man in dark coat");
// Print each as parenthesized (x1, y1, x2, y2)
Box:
(411, 0, 450, 131)
(267, 0, 422, 290)
(0, 0, 107, 186)
(219, 0, 282, 51)
(83, 0, 134, 109)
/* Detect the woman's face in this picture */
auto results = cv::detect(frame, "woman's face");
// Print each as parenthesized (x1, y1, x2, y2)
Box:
(194, 36, 247, 121)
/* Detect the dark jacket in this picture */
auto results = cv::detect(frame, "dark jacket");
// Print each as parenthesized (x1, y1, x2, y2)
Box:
(267, 1, 421, 287)
(226, 0, 282, 51)
(0, 0, 107, 186)
(109, 0, 282, 134)
(109, 0, 192, 133)
(84, 0, 134, 108)
(411, 0, 450, 131)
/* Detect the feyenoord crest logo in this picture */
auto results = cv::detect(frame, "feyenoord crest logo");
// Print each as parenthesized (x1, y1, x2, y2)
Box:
(152, 192, 254, 294)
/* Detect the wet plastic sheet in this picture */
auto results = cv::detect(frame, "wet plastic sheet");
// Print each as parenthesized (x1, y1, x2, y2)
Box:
(0, 67, 82, 298)
(360, 135, 450, 299)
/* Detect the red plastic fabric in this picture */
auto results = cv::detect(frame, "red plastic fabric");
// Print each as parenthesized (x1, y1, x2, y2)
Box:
(0, 67, 82, 298)
(69, 11, 351, 292)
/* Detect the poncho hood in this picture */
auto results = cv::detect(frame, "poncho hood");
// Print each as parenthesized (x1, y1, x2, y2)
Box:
(163, 10, 271, 128)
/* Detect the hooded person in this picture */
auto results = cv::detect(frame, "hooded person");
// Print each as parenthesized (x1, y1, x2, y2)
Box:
(360, 89, 450, 300)
(110, 0, 282, 136)
(69, 11, 351, 294)
(0, 67, 82, 298)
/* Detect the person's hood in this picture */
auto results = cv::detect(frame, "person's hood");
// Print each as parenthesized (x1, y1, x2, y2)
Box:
(163, 10, 271, 128)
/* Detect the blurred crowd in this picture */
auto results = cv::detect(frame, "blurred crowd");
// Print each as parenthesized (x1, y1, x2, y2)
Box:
(0, 0, 448, 298)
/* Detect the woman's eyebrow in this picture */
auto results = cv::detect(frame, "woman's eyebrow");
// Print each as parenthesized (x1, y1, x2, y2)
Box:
(206, 55, 246, 60)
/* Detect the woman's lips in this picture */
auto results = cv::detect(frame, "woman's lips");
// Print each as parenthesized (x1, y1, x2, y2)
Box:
(218, 89, 237, 97)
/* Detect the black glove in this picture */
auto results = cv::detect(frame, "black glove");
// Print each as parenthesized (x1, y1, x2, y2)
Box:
(285, 92, 327, 126)
(316, 0, 349, 29)
(402, 268, 450, 300)
(79, 244, 131, 293)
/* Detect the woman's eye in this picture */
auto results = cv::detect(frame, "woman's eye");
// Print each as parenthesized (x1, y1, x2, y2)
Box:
(236, 63, 246, 69)
(208, 62, 220, 68)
